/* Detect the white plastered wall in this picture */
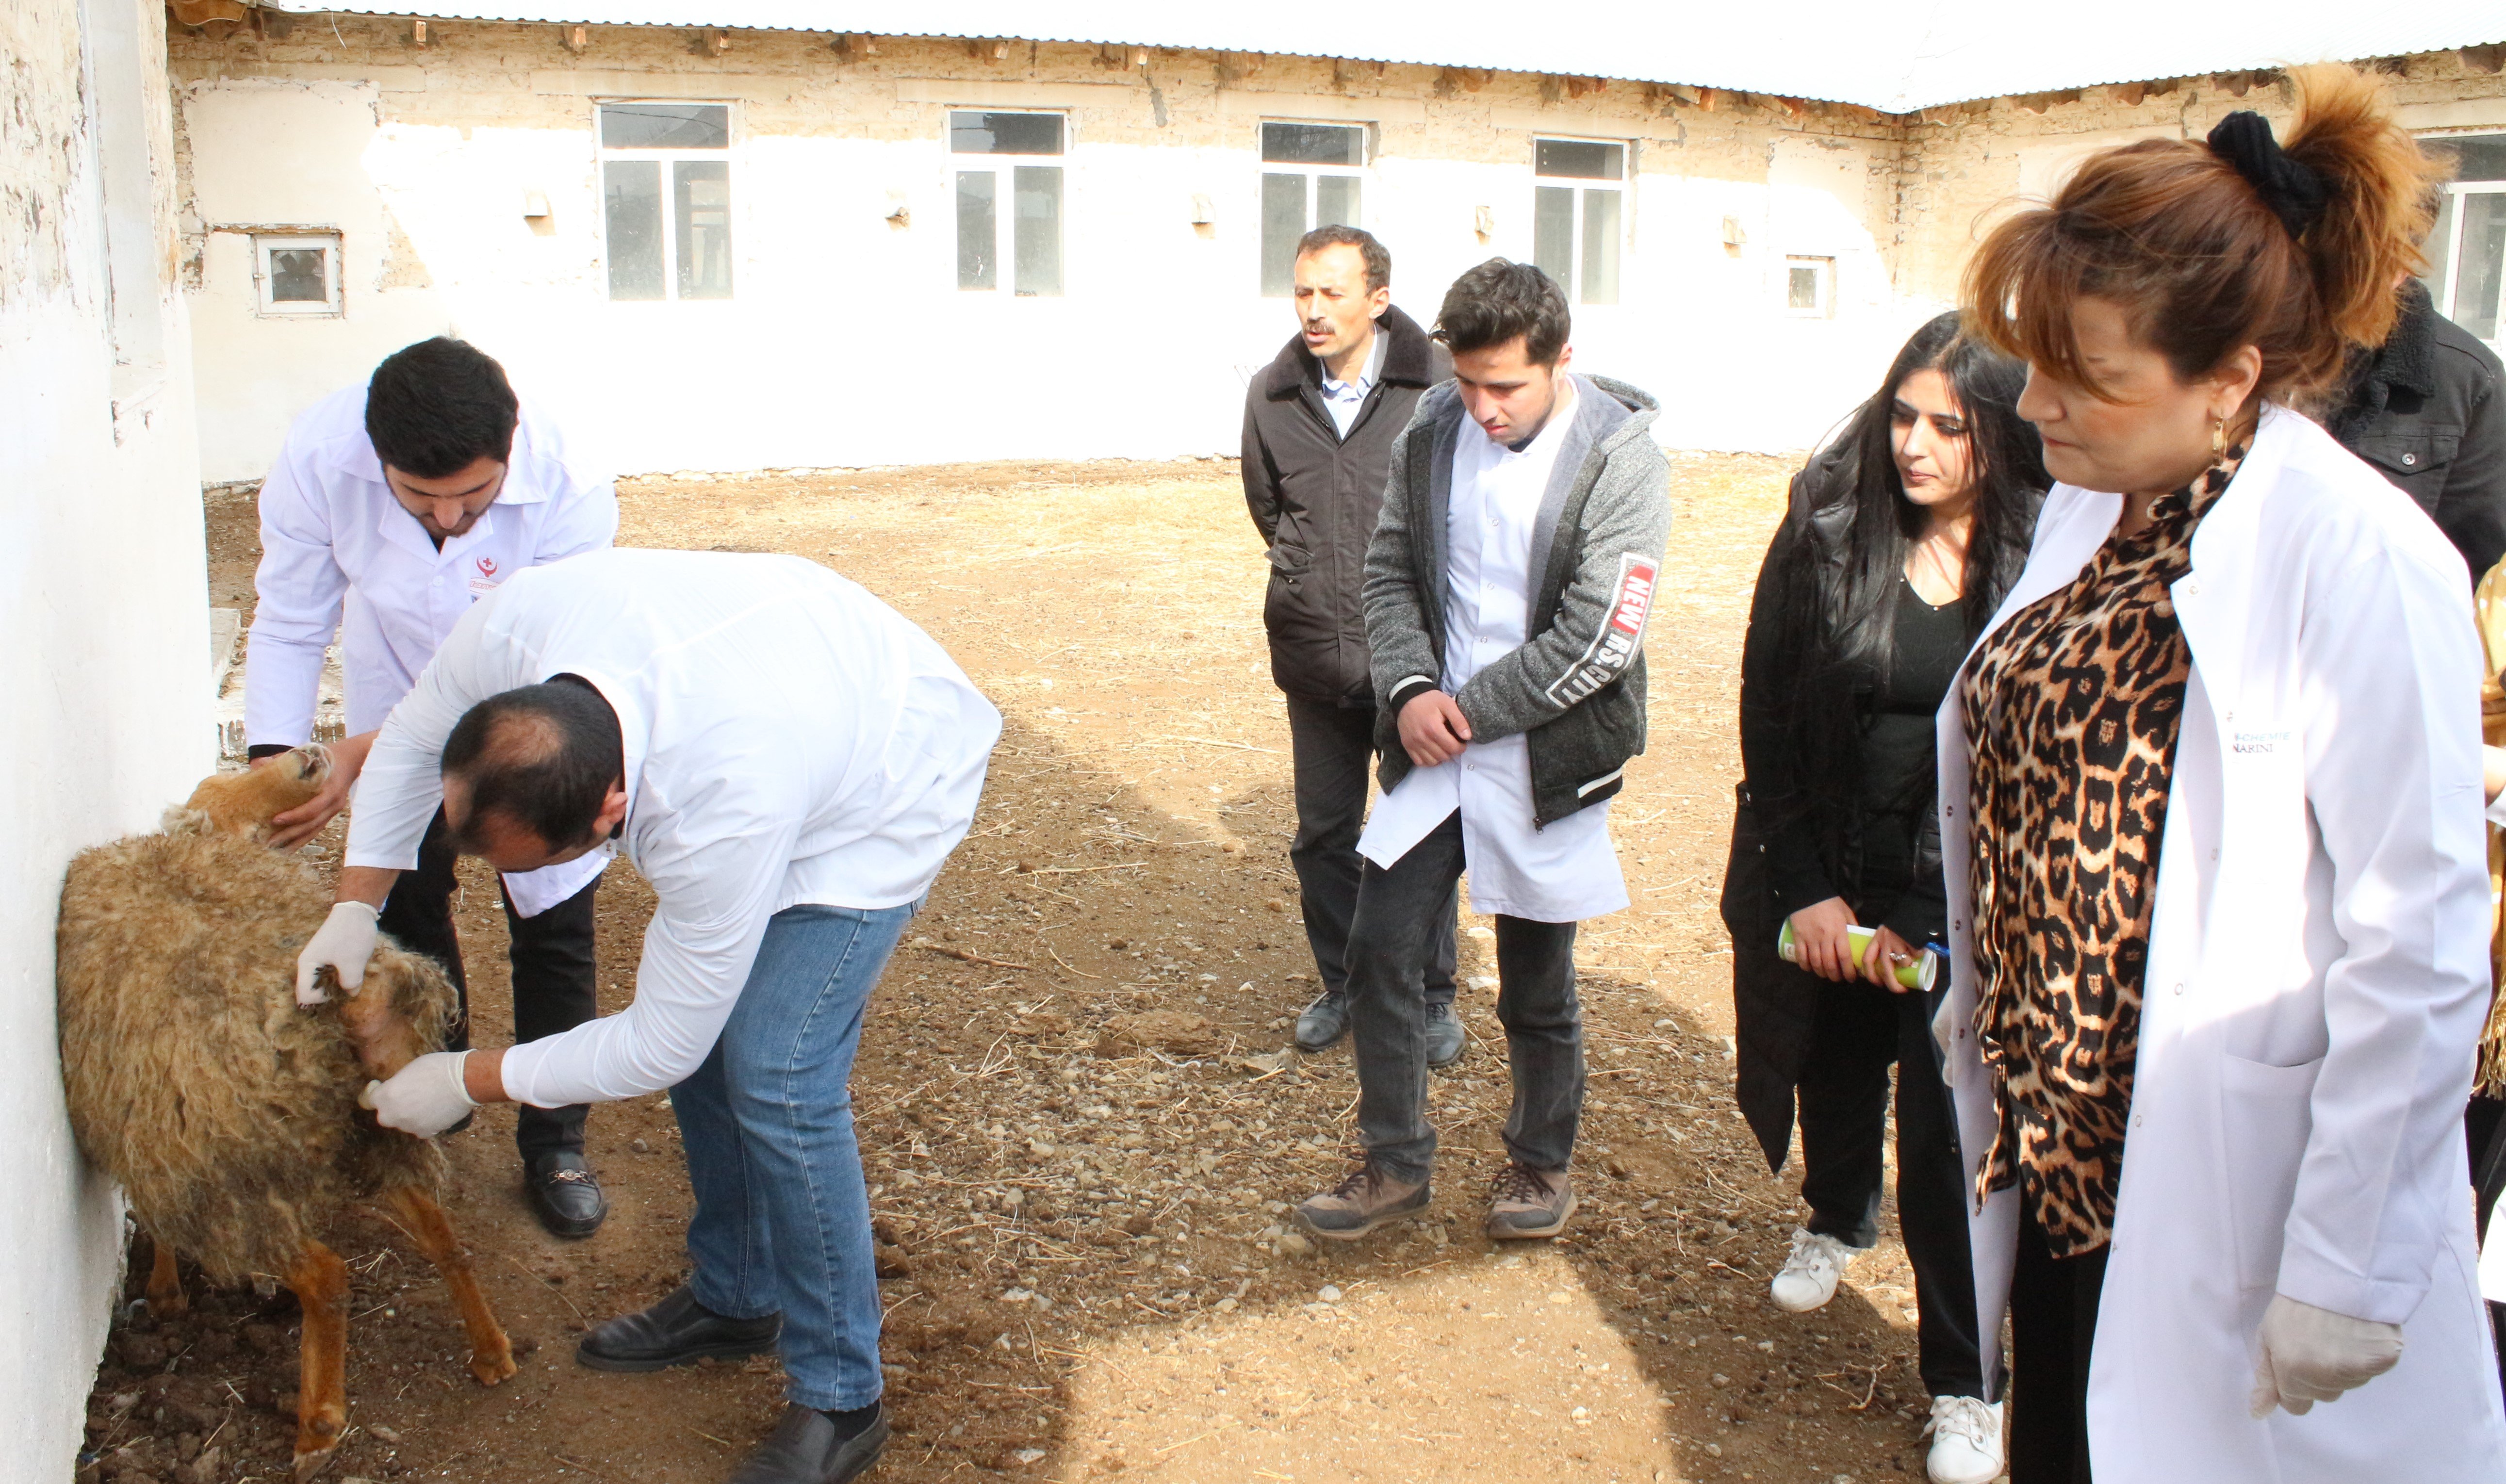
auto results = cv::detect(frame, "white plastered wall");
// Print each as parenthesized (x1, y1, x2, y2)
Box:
(1, 0, 210, 1476)
(175, 37, 1926, 478)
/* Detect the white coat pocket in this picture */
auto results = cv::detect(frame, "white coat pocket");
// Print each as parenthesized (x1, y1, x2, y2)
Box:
(2217, 1051, 2325, 1293)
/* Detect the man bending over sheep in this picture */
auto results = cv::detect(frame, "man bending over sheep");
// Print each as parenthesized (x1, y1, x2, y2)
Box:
(298, 548, 1000, 1484)
(245, 335, 619, 1239)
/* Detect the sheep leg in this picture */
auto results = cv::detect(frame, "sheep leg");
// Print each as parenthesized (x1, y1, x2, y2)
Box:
(382, 1185, 517, 1386)
(144, 1236, 187, 1316)
(284, 1240, 350, 1483)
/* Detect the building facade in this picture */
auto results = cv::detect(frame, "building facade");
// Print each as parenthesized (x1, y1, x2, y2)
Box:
(166, 24, 2506, 481)
(3, 1, 213, 1480)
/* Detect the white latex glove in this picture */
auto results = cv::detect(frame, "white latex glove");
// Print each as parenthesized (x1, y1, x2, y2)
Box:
(295, 900, 380, 1006)
(361, 1050, 476, 1137)
(2249, 1292, 2405, 1417)
(1931, 993, 1957, 1060)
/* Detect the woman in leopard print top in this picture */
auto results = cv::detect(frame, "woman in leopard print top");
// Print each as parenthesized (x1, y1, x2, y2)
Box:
(1946, 66, 2506, 1483)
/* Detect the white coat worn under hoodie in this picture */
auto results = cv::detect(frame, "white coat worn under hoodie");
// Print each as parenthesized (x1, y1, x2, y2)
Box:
(1934, 406, 2506, 1480)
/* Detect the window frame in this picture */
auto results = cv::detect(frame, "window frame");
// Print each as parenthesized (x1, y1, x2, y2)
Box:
(250, 232, 344, 318)
(594, 99, 737, 304)
(2421, 130, 2506, 353)
(947, 108, 1070, 299)
(1531, 136, 1629, 307)
(1783, 255, 1836, 319)
(1257, 120, 1371, 298)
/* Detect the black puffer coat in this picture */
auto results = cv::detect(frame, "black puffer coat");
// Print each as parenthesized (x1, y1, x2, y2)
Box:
(1242, 307, 1449, 704)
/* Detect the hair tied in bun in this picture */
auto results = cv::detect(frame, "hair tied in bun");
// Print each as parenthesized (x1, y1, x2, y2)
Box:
(2206, 110, 2331, 239)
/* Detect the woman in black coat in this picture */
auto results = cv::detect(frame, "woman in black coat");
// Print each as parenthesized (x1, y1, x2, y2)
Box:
(1720, 311, 2043, 1484)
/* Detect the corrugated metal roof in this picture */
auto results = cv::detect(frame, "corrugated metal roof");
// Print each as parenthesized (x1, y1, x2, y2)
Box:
(257, 0, 2506, 113)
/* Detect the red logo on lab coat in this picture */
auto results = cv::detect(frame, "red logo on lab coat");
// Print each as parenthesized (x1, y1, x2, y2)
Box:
(476, 557, 499, 578)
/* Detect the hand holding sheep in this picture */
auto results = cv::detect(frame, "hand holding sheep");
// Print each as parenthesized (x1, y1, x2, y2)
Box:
(362, 1049, 479, 1136)
(296, 899, 381, 1005)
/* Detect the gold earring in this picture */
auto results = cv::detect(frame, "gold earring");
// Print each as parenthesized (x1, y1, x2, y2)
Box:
(2211, 413, 2227, 457)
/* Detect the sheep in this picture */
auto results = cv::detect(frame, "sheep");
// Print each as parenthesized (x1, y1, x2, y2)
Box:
(55, 747, 516, 1479)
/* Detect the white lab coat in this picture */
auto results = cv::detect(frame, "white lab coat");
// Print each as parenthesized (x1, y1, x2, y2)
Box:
(245, 384, 618, 913)
(345, 549, 1001, 1109)
(1935, 406, 2506, 1479)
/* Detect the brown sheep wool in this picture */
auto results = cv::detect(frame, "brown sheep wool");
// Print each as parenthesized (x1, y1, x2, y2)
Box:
(54, 755, 457, 1286)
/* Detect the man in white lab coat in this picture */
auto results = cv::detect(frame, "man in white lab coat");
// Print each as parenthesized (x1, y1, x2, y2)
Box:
(301, 549, 999, 1484)
(244, 336, 620, 1237)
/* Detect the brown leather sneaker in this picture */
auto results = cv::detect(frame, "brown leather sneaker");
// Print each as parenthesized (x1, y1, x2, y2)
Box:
(1292, 1163, 1430, 1241)
(1485, 1162, 1577, 1239)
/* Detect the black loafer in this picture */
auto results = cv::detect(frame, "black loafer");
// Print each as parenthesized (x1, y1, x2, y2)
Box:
(576, 1284, 781, 1372)
(1294, 991, 1350, 1051)
(727, 1404, 888, 1484)
(525, 1151, 609, 1239)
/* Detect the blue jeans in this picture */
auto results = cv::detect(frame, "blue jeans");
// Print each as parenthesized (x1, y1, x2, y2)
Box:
(672, 901, 915, 1411)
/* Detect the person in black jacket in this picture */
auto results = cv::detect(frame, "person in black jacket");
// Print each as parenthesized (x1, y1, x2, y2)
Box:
(1721, 312, 2043, 1484)
(1243, 226, 1461, 1064)
(2326, 277, 2506, 578)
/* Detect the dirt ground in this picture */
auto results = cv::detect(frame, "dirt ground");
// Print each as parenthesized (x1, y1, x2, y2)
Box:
(82, 455, 1970, 1484)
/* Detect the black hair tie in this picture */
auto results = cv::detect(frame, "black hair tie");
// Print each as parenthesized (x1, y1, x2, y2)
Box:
(2206, 110, 2329, 240)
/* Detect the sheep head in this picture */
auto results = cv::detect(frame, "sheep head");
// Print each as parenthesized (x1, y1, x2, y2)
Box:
(167, 747, 332, 840)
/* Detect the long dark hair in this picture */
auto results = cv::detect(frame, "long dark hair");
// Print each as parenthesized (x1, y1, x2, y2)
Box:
(1776, 310, 2043, 837)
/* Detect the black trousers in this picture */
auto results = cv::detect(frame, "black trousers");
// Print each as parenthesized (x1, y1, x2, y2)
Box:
(1795, 972, 1985, 1399)
(377, 807, 597, 1160)
(1283, 694, 1458, 1004)
(1348, 812, 1581, 1185)
(2008, 1201, 2109, 1484)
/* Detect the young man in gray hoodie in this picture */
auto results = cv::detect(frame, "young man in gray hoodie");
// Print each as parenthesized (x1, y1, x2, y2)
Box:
(1293, 259, 1670, 1243)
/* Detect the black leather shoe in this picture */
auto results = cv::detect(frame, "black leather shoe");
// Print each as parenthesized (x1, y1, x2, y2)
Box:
(525, 1151, 609, 1239)
(727, 1404, 888, 1484)
(1424, 999, 1467, 1068)
(576, 1285, 781, 1372)
(1294, 990, 1349, 1051)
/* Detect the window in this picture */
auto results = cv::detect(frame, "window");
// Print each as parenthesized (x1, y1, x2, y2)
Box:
(2424, 133, 2506, 352)
(599, 102, 733, 302)
(951, 111, 1064, 296)
(1785, 256, 1834, 318)
(1259, 122, 1365, 297)
(252, 233, 343, 316)
(1533, 139, 1624, 306)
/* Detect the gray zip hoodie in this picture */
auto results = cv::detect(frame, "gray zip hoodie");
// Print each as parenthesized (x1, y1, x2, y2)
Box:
(1363, 372, 1671, 825)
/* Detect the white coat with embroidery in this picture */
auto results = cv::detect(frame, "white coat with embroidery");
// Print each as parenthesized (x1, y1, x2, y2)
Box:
(245, 384, 618, 913)
(1934, 406, 2506, 1480)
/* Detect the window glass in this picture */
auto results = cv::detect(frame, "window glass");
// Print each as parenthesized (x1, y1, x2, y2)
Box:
(2423, 192, 2458, 310)
(1580, 189, 1621, 305)
(604, 159, 665, 301)
(956, 171, 999, 290)
(600, 103, 728, 150)
(1261, 122, 1363, 167)
(1013, 165, 1064, 296)
(1533, 185, 1577, 300)
(2434, 134, 2506, 183)
(2459, 192, 2506, 342)
(1788, 264, 1821, 311)
(674, 160, 733, 299)
(269, 247, 328, 302)
(1260, 174, 1307, 297)
(951, 111, 1064, 156)
(1536, 139, 1624, 181)
(1316, 175, 1362, 231)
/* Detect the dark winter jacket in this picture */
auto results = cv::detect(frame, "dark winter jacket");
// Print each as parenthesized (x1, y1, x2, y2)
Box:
(1363, 374, 1671, 826)
(1242, 307, 1450, 704)
(2327, 279, 2506, 579)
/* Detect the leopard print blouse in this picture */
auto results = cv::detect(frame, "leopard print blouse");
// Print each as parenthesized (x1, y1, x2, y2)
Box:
(1959, 449, 2242, 1258)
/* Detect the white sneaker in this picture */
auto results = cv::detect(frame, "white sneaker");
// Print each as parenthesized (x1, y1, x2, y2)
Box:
(1768, 1227, 1868, 1313)
(1924, 1395, 2004, 1484)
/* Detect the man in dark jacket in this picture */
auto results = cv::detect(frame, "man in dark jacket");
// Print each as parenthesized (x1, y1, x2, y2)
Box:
(1243, 226, 1463, 1065)
(1291, 260, 1668, 1245)
(2327, 277, 2506, 578)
